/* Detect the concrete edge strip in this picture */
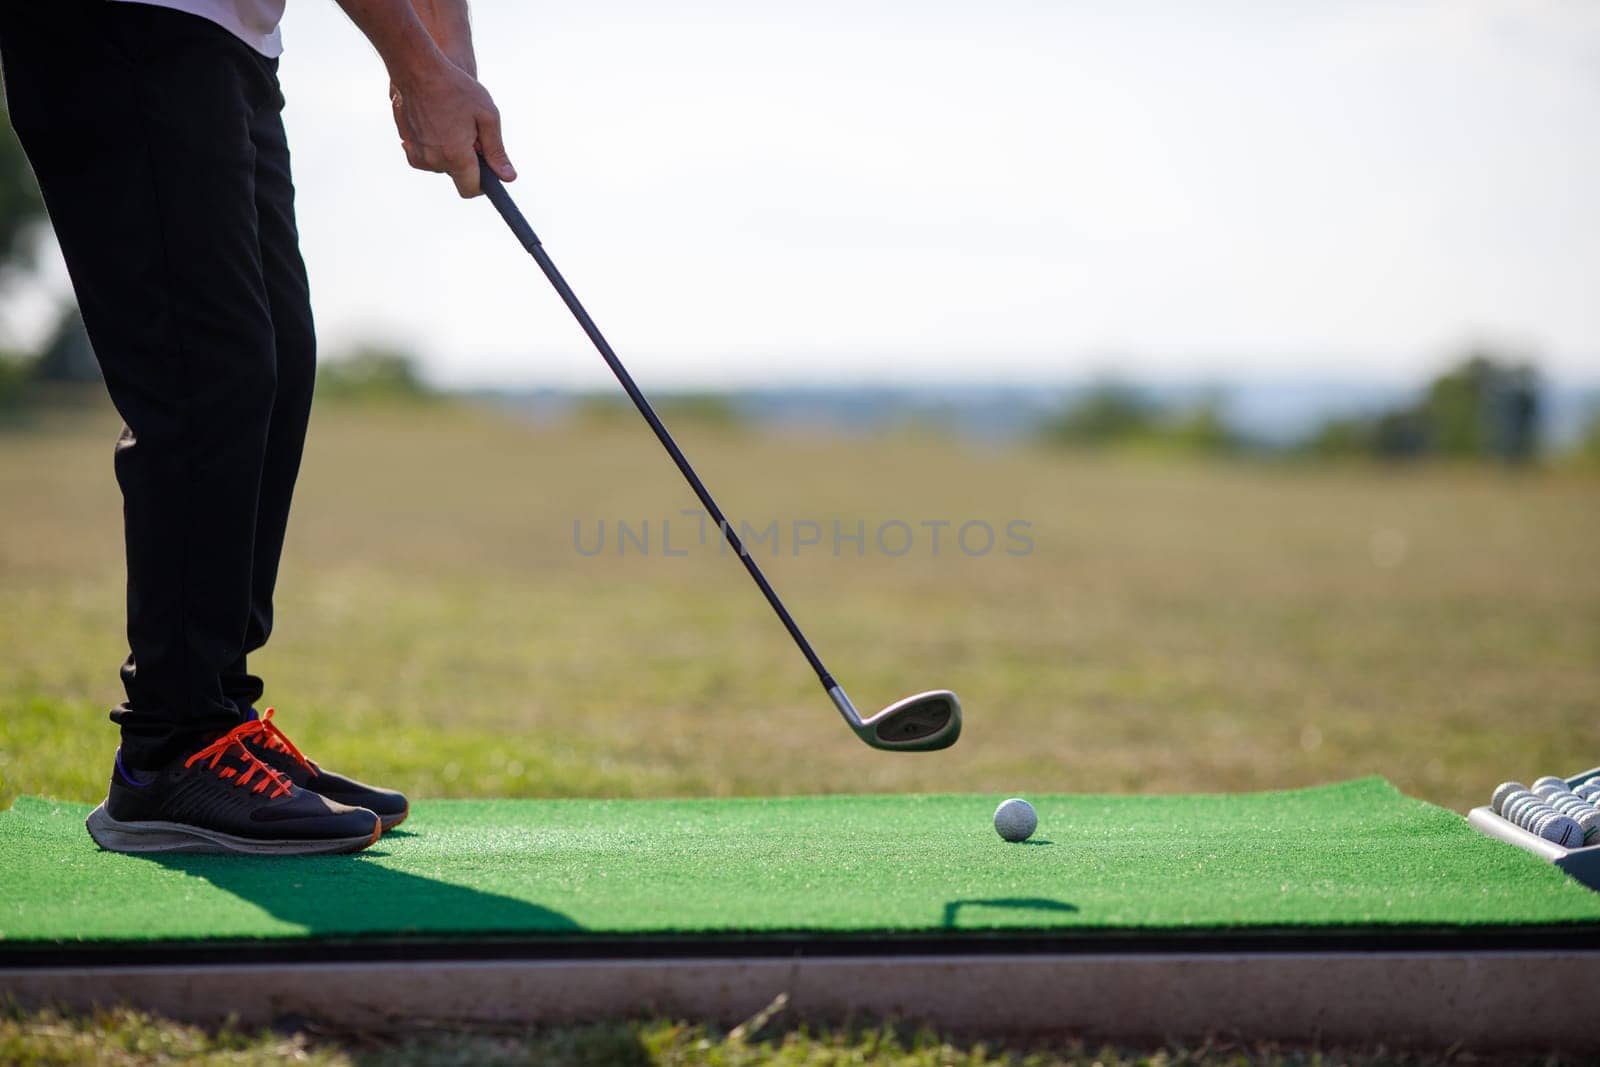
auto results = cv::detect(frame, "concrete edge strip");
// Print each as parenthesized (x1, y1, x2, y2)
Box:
(4, 950, 1598, 1051)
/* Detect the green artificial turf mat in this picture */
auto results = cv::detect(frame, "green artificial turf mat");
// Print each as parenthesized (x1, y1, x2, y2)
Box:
(3, 778, 1599, 944)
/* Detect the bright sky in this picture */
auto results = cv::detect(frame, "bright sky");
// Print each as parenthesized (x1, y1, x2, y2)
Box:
(20, 0, 1600, 387)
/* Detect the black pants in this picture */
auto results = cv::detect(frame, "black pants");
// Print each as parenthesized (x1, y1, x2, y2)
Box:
(1, 2, 315, 767)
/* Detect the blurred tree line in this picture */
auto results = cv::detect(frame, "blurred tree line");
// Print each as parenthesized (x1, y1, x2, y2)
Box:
(315, 344, 435, 404)
(1039, 353, 1595, 466)
(1302, 353, 1541, 463)
(1037, 384, 1239, 456)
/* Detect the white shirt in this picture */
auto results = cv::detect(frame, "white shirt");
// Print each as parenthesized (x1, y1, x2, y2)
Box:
(112, 0, 287, 58)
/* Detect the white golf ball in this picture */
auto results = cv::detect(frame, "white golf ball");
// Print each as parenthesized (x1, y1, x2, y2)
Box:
(1530, 807, 1563, 832)
(1508, 796, 1546, 827)
(993, 798, 1038, 842)
(1502, 792, 1537, 822)
(1527, 809, 1557, 835)
(1574, 782, 1600, 801)
(1532, 775, 1569, 792)
(1491, 782, 1526, 814)
(1538, 815, 1584, 848)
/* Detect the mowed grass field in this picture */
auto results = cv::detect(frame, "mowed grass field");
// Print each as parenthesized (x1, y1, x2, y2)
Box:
(2, 397, 1597, 811)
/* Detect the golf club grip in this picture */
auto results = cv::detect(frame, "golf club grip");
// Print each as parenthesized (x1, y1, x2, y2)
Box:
(476, 159, 836, 691)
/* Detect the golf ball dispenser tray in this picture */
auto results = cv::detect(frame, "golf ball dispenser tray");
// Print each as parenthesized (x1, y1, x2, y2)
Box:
(1467, 768, 1600, 892)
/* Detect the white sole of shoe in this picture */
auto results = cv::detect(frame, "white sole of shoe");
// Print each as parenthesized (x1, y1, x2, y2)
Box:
(85, 804, 381, 856)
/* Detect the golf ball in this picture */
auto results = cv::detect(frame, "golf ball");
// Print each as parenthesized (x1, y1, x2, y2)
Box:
(1538, 815, 1584, 848)
(1507, 796, 1545, 827)
(1491, 782, 1526, 814)
(1501, 792, 1537, 823)
(1532, 775, 1568, 792)
(993, 798, 1038, 842)
(1575, 782, 1600, 801)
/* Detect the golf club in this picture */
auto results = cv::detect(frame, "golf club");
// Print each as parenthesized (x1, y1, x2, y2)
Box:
(477, 158, 962, 752)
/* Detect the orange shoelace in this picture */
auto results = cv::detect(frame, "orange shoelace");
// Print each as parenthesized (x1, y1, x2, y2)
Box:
(236, 707, 315, 774)
(184, 721, 294, 798)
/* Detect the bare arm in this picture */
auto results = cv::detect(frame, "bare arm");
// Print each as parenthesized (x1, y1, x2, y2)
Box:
(410, 0, 476, 76)
(334, 0, 515, 197)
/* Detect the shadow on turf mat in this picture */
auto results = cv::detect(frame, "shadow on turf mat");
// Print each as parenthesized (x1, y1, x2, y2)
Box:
(942, 897, 1078, 929)
(131, 852, 583, 938)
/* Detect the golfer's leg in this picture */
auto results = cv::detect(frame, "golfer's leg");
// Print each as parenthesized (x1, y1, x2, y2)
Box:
(212, 64, 412, 833)
(0, 3, 278, 767)
(222, 66, 317, 711)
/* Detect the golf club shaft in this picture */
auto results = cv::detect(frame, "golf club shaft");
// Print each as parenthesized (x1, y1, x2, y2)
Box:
(477, 160, 838, 693)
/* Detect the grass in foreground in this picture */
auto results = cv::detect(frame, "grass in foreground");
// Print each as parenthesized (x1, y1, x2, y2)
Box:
(4, 1006, 1586, 1067)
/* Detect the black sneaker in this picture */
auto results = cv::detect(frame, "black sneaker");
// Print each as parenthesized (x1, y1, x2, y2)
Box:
(85, 725, 383, 856)
(236, 707, 409, 832)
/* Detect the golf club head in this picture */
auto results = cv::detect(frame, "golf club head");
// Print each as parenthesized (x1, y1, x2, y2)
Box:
(853, 689, 963, 752)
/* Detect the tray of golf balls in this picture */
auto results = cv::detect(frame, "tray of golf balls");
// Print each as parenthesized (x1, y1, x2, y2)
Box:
(1469, 768, 1600, 891)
